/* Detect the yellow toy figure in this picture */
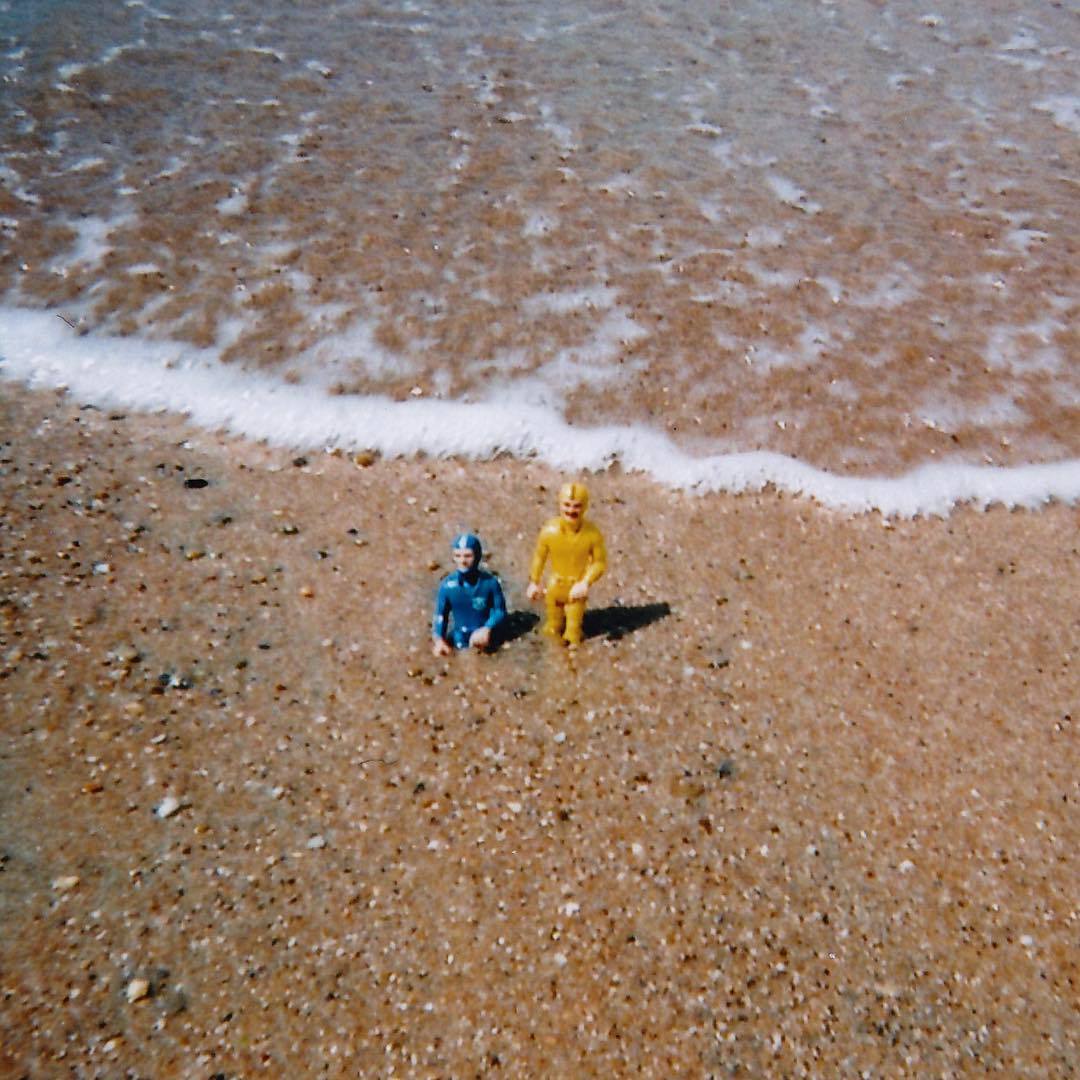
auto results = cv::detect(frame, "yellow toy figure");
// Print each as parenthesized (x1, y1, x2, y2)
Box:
(527, 481, 607, 646)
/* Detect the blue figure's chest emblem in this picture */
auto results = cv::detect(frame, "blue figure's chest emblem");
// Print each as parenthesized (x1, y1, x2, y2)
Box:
(472, 596, 486, 611)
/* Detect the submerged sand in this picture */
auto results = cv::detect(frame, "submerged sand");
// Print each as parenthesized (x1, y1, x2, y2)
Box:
(1, 384, 1076, 1076)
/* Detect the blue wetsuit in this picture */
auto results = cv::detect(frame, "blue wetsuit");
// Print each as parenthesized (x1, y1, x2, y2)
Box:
(432, 534, 507, 649)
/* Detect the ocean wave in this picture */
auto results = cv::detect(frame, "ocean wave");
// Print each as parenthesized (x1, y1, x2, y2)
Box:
(3, 307, 1076, 517)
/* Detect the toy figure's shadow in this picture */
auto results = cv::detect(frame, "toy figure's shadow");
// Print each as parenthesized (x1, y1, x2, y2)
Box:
(495, 603, 671, 648)
(583, 602, 671, 641)
(496, 610, 540, 647)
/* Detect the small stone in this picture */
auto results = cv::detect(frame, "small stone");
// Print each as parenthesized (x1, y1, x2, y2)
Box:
(156, 795, 181, 818)
(353, 451, 377, 468)
(306, 834, 326, 850)
(299, 585, 315, 598)
(52, 875, 80, 891)
(125, 978, 150, 1004)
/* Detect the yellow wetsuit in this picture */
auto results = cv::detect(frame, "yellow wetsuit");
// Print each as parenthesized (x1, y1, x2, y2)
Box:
(529, 516, 607, 645)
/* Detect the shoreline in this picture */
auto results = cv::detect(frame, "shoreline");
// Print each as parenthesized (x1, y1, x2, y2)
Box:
(2, 383, 1077, 1076)
(3, 310, 1080, 515)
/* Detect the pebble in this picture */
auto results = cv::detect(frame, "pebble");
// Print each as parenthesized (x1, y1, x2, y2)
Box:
(52, 875, 80, 891)
(125, 978, 150, 1004)
(155, 795, 181, 818)
(306, 834, 326, 849)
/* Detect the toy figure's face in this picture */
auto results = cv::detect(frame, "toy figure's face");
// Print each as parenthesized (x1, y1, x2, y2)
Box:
(559, 493, 584, 527)
(453, 546, 476, 571)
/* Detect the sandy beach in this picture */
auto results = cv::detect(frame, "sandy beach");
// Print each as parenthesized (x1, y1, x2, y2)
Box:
(1, 383, 1076, 1076)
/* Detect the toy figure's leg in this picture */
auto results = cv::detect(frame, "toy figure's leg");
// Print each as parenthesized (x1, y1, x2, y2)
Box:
(563, 599, 586, 646)
(542, 580, 569, 638)
(542, 591, 565, 638)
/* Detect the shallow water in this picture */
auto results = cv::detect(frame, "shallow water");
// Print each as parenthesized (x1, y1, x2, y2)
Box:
(1, 0, 1077, 477)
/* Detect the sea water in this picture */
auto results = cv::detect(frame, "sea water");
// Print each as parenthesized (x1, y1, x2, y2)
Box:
(0, 0, 1077, 513)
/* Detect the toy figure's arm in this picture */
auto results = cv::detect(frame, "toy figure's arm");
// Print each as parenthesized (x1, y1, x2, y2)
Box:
(467, 578, 506, 651)
(528, 531, 549, 583)
(431, 581, 453, 654)
(527, 531, 549, 600)
(485, 578, 508, 629)
(568, 528, 607, 602)
(584, 529, 607, 585)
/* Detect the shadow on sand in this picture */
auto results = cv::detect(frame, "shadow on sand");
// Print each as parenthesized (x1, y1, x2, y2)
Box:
(583, 602, 672, 641)
(494, 603, 671, 649)
(496, 610, 541, 647)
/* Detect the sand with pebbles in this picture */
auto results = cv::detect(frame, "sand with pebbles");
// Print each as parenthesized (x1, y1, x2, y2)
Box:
(1, 384, 1076, 1076)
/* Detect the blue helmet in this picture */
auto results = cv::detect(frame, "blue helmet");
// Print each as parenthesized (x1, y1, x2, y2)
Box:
(452, 532, 483, 569)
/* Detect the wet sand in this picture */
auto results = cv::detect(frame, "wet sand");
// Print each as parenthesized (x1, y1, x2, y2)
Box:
(1, 383, 1076, 1077)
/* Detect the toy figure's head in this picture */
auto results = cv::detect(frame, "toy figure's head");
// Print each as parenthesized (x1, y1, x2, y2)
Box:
(451, 532, 483, 573)
(558, 482, 589, 528)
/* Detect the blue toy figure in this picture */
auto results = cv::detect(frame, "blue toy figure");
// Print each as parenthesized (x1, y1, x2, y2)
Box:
(431, 533, 507, 656)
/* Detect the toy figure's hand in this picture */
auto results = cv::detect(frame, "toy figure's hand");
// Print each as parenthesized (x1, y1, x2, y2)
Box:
(432, 636, 452, 657)
(526, 581, 544, 602)
(569, 580, 589, 602)
(469, 627, 491, 650)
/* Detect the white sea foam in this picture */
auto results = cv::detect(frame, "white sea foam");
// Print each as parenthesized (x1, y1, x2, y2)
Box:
(68, 157, 108, 174)
(765, 176, 821, 215)
(2, 307, 1076, 517)
(521, 287, 619, 316)
(522, 212, 555, 238)
(57, 62, 87, 84)
(216, 189, 249, 216)
(985, 320, 1065, 375)
(913, 393, 1026, 431)
(48, 215, 127, 280)
(1032, 95, 1080, 134)
(293, 312, 412, 383)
